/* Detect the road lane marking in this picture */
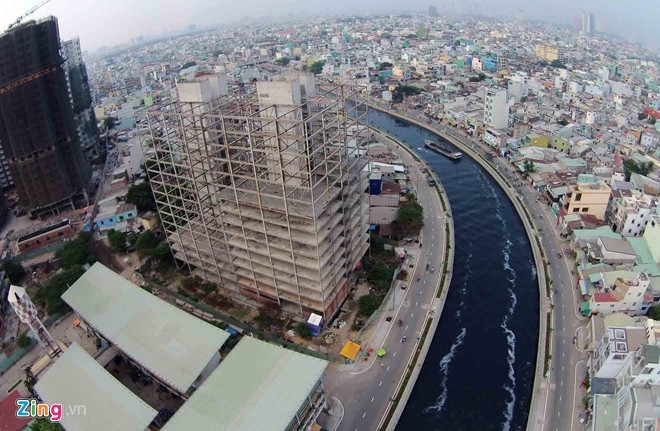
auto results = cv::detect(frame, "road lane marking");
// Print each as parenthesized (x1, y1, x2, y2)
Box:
(405, 325, 409, 330)
(393, 351, 397, 357)
(410, 312, 414, 318)
(363, 412, 366, 418)
(371, 397, 375, 403)
(379, 381, 383, 387)
(387, 366, 390, 371)
(415, 302, 418, 306)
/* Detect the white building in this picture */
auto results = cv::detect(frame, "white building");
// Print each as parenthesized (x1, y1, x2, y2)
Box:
(507, 72, 528, 101)
(608, 191, 657, 237)
(589, 270, 653, 316)
(592, 325, 646, 379)
(484, 88, 509, 129)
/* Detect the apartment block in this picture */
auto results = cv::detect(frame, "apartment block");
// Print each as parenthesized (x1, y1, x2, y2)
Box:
(608, 191, 657, 237)
(0, 17, 91, 216)
(534, 44, 565, 62)
(484, 88, 509, 129)
(142, 73, 369, 320)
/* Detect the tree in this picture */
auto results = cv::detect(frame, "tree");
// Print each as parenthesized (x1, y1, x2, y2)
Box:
(358, 293, 381, 317)
(522, 160, 536, 177)
(623, 159, 655, 181)
(16, 334, 31, 348)
(126, 182, 156, 211)
(468, 73, 486, 83)
(180, 61, 197, 70)
(378, 62, 393, 71)
(365, 260, 395, 291)
(150, 241, 171, 261)
(275, 57, 290, 66)
(294, 322, 312, 339)
(392, 84, 423, 103)
(103, 116, 115, 130)
(648, 306, 660, 320)
(392, 201, 424, 238)
(558, 118, 569, 126)
(37, 266, 86, 314)
(2, 260, 25, 283)
(378, 76, 386, 85)
(638, 112, 648, 120)
(309, 60, 325, 75)
(127, 231, 139, 245)
(55, 232, 94, 268)
(650, 117, 657, 125)
(107, 229, 127, 252)
(135, 231, 161, 257)
(30, 418, 63, 431)
(550, 59, 567, 69)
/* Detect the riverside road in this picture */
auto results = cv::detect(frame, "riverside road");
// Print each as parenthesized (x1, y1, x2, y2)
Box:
(369, 109, 539, 431)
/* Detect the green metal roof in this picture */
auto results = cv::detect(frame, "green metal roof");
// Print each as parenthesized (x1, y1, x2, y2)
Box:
(633, 263, 660, 277)
(593, 394, 617, 431)
(627, 237, 655, 265)
(162, 337, 328, 431)
(573, 226, 621, 241)
(62, 263, 229, 393)
(641, 345, 660, 365)
(559, 157, 587, 167)
(34, 343, 157, 431)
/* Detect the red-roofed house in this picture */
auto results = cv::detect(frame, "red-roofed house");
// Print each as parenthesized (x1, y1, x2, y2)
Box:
(0, 390, 31, 431)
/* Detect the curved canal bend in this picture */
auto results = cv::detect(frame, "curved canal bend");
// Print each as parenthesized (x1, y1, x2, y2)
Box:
(368, 111, 539, 431)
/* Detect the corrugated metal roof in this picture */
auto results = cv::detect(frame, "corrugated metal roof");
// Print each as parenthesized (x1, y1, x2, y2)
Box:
(61, 262, 229, 393)
(34, 343, 157, 431)
(162, 337, 328, 431)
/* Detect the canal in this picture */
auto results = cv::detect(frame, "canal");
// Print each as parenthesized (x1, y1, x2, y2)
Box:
(368, 110, 539, 431)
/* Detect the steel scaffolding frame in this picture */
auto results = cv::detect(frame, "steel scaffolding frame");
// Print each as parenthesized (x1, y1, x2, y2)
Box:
(141, 82, 370, 319)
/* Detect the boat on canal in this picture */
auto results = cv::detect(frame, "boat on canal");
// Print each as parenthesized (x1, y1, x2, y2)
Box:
(424, 139, 462, 160)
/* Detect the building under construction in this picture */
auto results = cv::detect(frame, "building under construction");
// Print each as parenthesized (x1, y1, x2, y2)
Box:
(142, 73, 370, 320)
(0, 17, 91, 217)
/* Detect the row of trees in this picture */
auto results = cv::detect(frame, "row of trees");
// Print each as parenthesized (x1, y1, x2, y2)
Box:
(392, 84, 423, 103)
(107, 229, 171, 260)
(623, 159, 655, 181)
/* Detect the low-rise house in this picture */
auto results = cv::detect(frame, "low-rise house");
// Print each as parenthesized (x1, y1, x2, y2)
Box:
(608, 190, 657, 237)
(562, 175, 612, 221)
(588, 270, 652, 316)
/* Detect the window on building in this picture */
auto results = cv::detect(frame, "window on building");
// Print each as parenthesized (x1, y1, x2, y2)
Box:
(582, 207, 589, 212)
(575, 193, 582, 201)
(573, 208, 580, 213)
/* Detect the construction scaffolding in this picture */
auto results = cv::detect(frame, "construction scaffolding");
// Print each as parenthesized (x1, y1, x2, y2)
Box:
(141, 75, 370, 320)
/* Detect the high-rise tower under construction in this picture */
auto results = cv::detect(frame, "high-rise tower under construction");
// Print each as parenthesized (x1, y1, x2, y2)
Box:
(142, 73, 369, 320)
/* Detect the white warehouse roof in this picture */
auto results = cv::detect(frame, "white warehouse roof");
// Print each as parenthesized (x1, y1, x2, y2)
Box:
(162, 336, 328, 431)
(62, 262, 229, 393)
(35, 342, 157, 431)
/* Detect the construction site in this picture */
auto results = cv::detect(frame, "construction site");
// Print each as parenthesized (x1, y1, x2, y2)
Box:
(141, 73, 370, 320)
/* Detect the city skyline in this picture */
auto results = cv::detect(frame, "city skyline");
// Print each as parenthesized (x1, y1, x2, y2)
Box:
(2, 0, 660, 52)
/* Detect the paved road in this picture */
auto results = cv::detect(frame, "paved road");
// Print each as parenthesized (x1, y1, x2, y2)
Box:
(433, 118, 590, 431)
(323, 133, 447, 431)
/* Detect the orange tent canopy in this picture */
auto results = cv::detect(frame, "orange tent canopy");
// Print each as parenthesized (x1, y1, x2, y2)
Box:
(339, 340, 361, 361)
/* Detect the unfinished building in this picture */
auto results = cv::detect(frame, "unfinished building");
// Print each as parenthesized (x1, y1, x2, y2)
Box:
(142, 73, 370, 320)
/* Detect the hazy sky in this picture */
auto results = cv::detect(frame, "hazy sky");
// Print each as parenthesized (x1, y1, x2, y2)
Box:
(2, 0, 659, 52)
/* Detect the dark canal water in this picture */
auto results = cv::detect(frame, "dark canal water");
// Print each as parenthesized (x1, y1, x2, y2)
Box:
(368, 111, 539, 431)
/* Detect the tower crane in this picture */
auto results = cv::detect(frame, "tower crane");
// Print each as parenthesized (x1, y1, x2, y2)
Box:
(0, 0, 60, 97)
(7, 0, 55, 30)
